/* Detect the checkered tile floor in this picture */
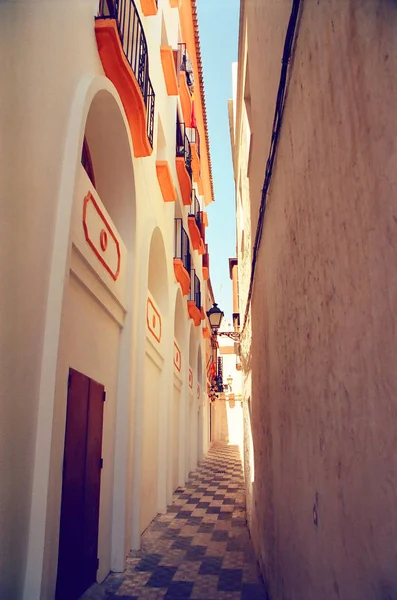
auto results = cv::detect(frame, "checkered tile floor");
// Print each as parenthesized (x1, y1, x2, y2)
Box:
(102, 443, 266, 599)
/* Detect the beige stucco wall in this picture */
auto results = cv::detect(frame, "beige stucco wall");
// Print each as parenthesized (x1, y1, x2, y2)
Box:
(234, 1, 397, 598)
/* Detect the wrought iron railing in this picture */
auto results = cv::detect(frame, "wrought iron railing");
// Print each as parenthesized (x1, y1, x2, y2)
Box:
(178, 42, 194, 93)
(176, 122, 192, 178)
(217, 356, 224, 391)
(97, 0, 155, 147)
(189, 269, 201, 310)
(174, 219, 191, 275)
(189, 190, 201, 231)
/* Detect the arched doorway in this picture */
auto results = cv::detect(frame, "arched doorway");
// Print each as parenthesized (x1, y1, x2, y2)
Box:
(140, 226, 169, 534)
(187, 325, 197, 475)
(197, 345, 204, 461)
(172, 289, 187, 491)
(52, 85, 136, 599)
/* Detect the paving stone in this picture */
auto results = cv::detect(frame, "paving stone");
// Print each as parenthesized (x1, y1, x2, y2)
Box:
(172, 561, 202, 582)
(198, 556, 223, 575)
(211, 530, 229, 542)
(217, 569, 243, 592)
(241, 582, 268, 599)
(145, 566, 178, 588)
(164, 580, 194, 599)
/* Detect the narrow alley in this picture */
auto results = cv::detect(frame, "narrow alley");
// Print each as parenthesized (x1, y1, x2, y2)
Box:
(96, 443, 266, 599)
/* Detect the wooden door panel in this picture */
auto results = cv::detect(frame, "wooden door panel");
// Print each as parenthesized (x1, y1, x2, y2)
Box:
(56, 369, 89, 600)
(83, 378, 105, 588)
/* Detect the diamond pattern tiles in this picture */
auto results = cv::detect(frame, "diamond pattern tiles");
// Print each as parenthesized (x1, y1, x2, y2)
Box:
(100, 442, 267, 599)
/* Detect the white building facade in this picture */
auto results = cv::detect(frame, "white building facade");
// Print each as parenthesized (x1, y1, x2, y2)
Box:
(0, 1, 215, 598)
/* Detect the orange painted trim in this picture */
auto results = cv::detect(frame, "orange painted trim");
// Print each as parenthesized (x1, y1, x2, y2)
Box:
(141, 0, 158, 16)
(188, 216, 205, 254)
(95, 19, 152, 158)
(202, 266, 209, 281)
(83, 192, 121, 281)
(173, 258, 190, 296)
(174, 341, 182, 371)
(170, 0, 180, 7)
(160, 46, 178, 96)
(200, 307, 205, 320)
(179, 71, 192, 126)
(202, 212, 208, 227)
(188, 301, 202, 326)
(202, 327, 211, 340)
(156, 161, 177, 202)
(175, 157, 192, 206)
(147, 297, 162, 343)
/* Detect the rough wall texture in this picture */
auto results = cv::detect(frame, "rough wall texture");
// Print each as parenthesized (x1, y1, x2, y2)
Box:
(240, 1, 397, 598)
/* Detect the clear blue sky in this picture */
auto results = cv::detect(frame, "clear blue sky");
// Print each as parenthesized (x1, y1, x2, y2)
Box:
(197, 0, 240, 323)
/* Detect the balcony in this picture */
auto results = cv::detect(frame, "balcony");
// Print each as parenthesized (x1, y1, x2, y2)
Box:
(95, 0, 155, 157)
(202, 326, 211, 339)
(188, 190, 205, 254)
(178, 43, 194, 126)
(173, 219, 191, 296)
(156, 161, 176, 203)
(160, 46, 178, 96)
(188, 269, 202, 326)
(176, 122, 192, 206)
(202, 247, 209, 281)
(140, 0, 158, 16)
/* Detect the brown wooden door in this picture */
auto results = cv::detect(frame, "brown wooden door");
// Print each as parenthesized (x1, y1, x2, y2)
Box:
(56, 368, 105, 600)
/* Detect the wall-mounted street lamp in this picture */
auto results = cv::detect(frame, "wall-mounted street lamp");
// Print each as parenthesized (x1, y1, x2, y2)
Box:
(206, 303, 241, 341)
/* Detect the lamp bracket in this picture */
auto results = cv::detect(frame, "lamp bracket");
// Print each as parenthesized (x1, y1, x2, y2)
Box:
(217, 331, 241, 342)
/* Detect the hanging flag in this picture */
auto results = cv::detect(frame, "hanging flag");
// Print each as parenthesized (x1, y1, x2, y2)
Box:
(190, 94, 196, 129)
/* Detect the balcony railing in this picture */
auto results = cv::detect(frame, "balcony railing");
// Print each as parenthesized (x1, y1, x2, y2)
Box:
(217, 356, 224, 391)
(189, 269, 201, 310)
(174, 218, 191, 275)
(189, 190, 201, 231)
(176, 122, 192, 178)
(97, 0, 155, 147)
(177, 43, 194, 92)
